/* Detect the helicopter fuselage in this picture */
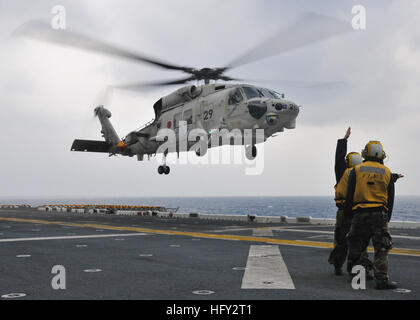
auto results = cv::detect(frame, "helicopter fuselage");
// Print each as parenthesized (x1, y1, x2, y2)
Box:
(121, 83, 300, 159)
(71, 83, 300, 169)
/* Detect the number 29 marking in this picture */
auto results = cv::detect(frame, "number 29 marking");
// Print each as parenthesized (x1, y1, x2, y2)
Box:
(203, 109, 213, 121)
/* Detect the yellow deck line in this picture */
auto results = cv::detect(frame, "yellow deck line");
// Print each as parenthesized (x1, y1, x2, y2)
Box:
(1, 216, 420, 257)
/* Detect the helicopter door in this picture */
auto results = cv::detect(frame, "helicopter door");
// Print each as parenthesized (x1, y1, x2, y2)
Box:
(173, 111, 183, 152)
(173, 111, 182, 134)
(227, 88, 244, 116)
(183, 109, 193, 131)
(183, 108, 193, 149)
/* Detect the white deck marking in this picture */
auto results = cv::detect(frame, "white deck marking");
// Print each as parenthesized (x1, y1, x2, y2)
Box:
(0, 233, 148, 243)
(241, 245, 295, 289)
(307, 234, 334, 240)
(212, 226, 420, 241)
(252, 228, 274, 236)
(389, 234, 420, 240)
(210, 225, 335, 234)
(1, 293, 26, 299)
(192, 290, 214, 295)
(83, 269, 101, 273)
(271, 228, 420, 240)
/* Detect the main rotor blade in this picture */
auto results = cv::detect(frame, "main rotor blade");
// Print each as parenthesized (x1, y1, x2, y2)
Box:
(115, 76, 197, 91)
(12, 21, 193, 73)
(251, 79, 348, 89)
(226, 12, 351, 69)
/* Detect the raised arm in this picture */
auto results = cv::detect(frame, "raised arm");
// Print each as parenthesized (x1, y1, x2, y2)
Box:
(388, 174, 403, 221)
(335, 127, 350, 183)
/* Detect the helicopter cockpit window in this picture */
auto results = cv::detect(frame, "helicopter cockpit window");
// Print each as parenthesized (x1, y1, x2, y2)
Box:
(259, 88, 276, 99)
(174, 112, 182, 129)
(183, 109, 192, 125)
(228, 88, 243, 105)
(242, 86, 263, 100)
(270, 90, 282, 99)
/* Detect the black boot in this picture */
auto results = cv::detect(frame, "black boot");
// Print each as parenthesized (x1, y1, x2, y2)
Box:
(376, 279, 398, 290)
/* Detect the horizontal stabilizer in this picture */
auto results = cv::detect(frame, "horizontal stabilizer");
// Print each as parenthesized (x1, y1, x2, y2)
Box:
(71, 139, 112, 153)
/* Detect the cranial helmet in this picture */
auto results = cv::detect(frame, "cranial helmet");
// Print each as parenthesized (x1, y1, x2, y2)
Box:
(345, 152, 362, 168)
(362, 141, 386, 160)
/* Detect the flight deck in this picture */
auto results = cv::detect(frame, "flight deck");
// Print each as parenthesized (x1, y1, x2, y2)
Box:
(0, 207, 419, 300)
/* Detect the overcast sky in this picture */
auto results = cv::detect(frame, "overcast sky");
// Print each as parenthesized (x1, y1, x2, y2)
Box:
(0, 0, 419, 198)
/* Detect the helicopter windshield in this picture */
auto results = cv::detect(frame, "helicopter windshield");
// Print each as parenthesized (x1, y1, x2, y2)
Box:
(259, 88, 282, 99)
(228, 88, 244, 105)
(242, 86, 263, 100)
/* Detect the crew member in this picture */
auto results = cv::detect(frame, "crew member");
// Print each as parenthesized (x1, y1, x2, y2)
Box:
(345, 141, 402, 289)
(328, 127, 372, 276)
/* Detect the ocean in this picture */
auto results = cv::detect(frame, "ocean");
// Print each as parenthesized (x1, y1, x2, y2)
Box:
(1, 196, 419, 222)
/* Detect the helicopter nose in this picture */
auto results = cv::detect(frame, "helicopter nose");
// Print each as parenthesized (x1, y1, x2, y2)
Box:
(273, 101, 299, 113)
(274, 103, 285, 111)
(288, 104, 300, 114)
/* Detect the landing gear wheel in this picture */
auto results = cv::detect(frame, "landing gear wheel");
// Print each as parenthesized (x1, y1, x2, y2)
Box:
(195, 148, 207, 157)
(164, 166, 170, 175)
(245, 145, 257, 160)
(158, 165, 170, 175)
(252, 146, 257, 157)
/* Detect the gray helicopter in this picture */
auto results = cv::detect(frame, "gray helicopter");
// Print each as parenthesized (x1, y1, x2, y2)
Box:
(79, 83, 299, 174)
(14, 13, 350, 175)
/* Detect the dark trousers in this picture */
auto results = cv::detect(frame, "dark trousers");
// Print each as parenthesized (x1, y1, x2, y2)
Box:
(346, 210, 392, 280)
(328, 209, 372, 271)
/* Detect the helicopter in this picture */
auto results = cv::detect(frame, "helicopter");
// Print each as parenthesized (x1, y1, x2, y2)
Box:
(13, 13, 350, 175)
(82, 83, 299, 175)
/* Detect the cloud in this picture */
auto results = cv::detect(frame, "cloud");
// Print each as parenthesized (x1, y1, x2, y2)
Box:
(0, 0, 418, 197)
